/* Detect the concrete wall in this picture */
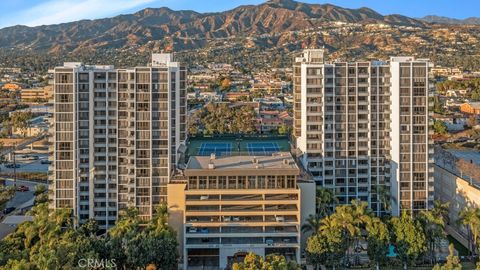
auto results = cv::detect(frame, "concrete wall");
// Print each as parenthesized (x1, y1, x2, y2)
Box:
(434, 165, 480, 251)
(167, 182, 187, 267)
(389, 61, 401, 216)
(298, 181, 316, 251)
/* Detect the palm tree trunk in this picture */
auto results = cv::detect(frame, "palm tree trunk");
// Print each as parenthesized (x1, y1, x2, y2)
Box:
(431, 240, 436, 264)
(469, 228, 474, 256)
(376, 262, 380, 270)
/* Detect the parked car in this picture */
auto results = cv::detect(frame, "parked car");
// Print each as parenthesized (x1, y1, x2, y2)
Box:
(5, 163, 20, 168)
(200, 228, 209, 233)
(275, 216, 285, 222)
(40, 160, 52, 164)
(3, 207, 15, 214)
(265, 239, 274, 246)
(200, 195, 209, 200)
(17, 185, 29, 192)
(188, 227, 198, 233)
(28, 156, 39, 160)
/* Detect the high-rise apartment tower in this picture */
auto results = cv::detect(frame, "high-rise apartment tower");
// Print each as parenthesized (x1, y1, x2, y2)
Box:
(50, 54, 186, 228)
(294, 49, 433, 215)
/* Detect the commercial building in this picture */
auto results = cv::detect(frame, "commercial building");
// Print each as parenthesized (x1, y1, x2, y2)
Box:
(168, 152, 315, 270)
(20, 86, 53, 101)
(50, 54, 186, 228)
(293, 49, 433, 216)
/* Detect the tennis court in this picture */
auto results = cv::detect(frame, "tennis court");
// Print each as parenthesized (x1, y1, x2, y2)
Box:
(187, 136, 291, 157)
(247, 142, 280, 156)
(198, 142, 232, 156)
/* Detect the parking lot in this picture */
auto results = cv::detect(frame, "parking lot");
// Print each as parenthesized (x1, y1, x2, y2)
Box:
(0, 149, 50, 174)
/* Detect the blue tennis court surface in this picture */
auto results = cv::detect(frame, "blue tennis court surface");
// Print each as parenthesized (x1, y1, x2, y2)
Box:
(247, 142, 280, 156)
(198, 143, 232, 156)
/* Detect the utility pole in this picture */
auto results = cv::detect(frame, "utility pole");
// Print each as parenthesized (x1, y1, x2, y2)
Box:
(12, 143, 17, 189)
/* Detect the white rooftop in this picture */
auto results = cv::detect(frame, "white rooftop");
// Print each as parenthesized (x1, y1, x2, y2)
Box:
(186, 152, 298, 171)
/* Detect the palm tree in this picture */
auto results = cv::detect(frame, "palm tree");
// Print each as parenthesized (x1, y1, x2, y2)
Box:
(147, 203, 172, 235)
(432, 200, 450, 224)
(458, 207, 480, 256)
(302, 214, 322, 234)
(315, 187, 337, 218)
(330, 200, 372, 267)
(377, 185, 393, 214)
(418, 209, 445, 264)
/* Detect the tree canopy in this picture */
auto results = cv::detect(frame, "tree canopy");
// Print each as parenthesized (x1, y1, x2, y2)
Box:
(0, 203, 178, 270)
(188, 103, 257, 135)
(232, 253, 300, 270)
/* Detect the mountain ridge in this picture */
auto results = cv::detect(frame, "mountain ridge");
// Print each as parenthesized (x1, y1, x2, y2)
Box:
(419, 15, 480, 25)
(0, 0, 428, 53)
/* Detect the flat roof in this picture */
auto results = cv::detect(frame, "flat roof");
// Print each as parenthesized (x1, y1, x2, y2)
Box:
(447, 150, 480, 166)
(185, 152, 299, 175)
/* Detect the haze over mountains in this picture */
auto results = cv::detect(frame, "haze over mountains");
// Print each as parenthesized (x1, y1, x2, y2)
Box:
(420, 15, 480, 25)
(0, 0, 430, 53)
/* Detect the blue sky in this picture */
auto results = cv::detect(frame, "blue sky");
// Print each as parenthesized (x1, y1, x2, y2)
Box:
(1, 0, 479, 29)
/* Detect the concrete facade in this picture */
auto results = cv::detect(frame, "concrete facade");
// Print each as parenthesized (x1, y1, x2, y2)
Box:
(50, 54, 186, 228)
(294, 50, 433, 215)
(168, 153, 315, 270)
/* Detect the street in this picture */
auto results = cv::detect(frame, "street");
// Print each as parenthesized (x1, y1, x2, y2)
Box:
(3, 178, 47, 210)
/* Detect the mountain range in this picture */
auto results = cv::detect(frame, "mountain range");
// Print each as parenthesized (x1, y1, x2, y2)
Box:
(420, 15, 480, 25)
(0, 0, 427, 53)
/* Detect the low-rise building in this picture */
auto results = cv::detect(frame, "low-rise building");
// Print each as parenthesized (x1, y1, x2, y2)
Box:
(434, 147, 480, 253)
(253, 97, 284, 110)
(168, 152, 315, 270)
(1, 83, 23, 91)
(20, 86, 53, 101)
(224, 91, 251, 101)
(460, 102, 480, 115)
(256, 110, 293, 134)
(432, 114, 467, 132)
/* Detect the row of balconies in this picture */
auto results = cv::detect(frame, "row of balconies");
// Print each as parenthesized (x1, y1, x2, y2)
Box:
(185, 215, 298, 225)
(185, 193, 297, 202)
(185, 225, 298, 235)
(185, 236, 299, 247)
(185, 205, 298, 213)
